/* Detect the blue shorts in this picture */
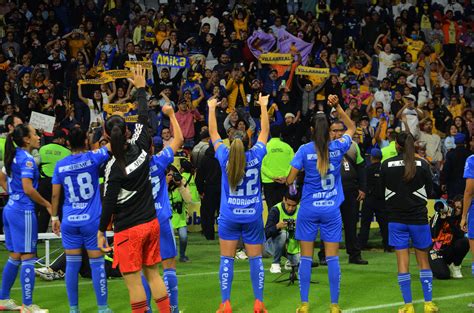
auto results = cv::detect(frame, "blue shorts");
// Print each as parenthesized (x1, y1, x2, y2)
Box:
(3, 208, 37, 253)
(468, 213, 474, 239)
(218, 217, 264, 244)
(61, 220, 99, 251)
(295, 209, 342, 243)
(388, 222, 432, 250)
(159, 218, 177, 260)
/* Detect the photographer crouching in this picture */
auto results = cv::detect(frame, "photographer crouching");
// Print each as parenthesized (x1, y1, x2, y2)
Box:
(264, 189, 301, 274)
(429, 196, 469, 279)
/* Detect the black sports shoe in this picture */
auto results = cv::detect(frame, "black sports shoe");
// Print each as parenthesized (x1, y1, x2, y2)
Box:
(348, 257, 368, 265)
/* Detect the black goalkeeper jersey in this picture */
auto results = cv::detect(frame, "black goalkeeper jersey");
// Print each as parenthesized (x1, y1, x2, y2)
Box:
(380, 154, 433, 225)
(99, 88, 156, 232)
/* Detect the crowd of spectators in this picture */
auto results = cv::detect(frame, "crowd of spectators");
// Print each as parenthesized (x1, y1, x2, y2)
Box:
(0, 0, 473, 270)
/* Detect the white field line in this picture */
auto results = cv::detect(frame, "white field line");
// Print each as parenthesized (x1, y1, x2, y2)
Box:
(343, 292, 474, 312)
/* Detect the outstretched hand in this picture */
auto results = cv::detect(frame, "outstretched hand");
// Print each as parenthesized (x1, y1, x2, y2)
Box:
(162, 104, 174, 116)
(258, 93, 269, 107)
(328, 94, 339, 107)
(207, 97, 218, 110)
(127, 65, 146, 89)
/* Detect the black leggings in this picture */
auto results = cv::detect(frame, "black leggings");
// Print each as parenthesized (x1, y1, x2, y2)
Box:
(429, 238, 470, 279)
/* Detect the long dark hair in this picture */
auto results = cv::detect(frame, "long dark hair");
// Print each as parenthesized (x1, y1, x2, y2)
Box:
(312, 112, 330, 177)
(5, 124, 32, 176)
(68, 126, 88, 151)
(105, 115, 127, 174)
(396, 131, 416, 182)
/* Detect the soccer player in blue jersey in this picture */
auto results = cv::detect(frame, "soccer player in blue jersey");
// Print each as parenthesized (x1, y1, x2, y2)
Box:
(50, 126, 113, 313)
(208, 93, 269, 313)
(0, 124, 51, 313)
(143, 95, 183, 313)
(381, 132, 438, 313)
(461, 155, 474, 308)
(286, 95, 355, 313)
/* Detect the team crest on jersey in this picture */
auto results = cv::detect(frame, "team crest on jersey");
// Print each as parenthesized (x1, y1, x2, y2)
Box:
(338, 138, 346, 143)
(25, 161, 33, 168)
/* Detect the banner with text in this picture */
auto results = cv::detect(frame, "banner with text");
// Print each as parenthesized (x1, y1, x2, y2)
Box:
(152, 52, 189, 68)
(101, 70, 133, 79)
(103, 103, 135, 117)
(78, 76, 114, 85)
(259, 53, 293, 65)
(295, 66, 330, 77)
(124, 60, 153, 70)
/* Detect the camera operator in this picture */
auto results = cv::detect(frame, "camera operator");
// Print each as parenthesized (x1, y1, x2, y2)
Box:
(429, 196, 469, 279)
(264, 189, 301, 274)
(167, 164, 193, 262)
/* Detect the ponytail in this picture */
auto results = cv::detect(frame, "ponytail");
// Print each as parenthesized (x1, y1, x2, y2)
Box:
(312, 113, 330, 177)
(105, 115, 127, 175)
(5, 124, 32, 176)
(397, 131, 416, 182)
(227, 138, 246, 191)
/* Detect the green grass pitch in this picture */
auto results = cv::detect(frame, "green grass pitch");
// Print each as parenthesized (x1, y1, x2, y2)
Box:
(1, 233, 473, 313)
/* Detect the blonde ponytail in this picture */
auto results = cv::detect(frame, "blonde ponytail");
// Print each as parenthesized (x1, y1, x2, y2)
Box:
(227, 139, 246, 191)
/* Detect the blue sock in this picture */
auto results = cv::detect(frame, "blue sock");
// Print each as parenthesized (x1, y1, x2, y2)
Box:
(219, 256, 234, 303)
(89, 257, 108, 307)
(20, 258, 36, 306)
(249, 256, 264, 302)
(163, 268, 179, 313)
(398, 273, 412, 304)
(141, 274, 152, 313)
(471, 262, 474, 276)
(326, 256, 341, 304)
(0, 257, 20, 299)
(65, 255, 82, 307)
(420, 270, 433, 302)
(298, 256, 313, 303)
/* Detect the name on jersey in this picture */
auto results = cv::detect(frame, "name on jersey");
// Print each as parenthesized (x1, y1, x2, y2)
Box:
(59, 160, 93, 173)
(155, 202, 162, 210)
(307, 151, 341, 160)
(150, 165, 158, 173)
(246, 158, 259, 167)
(67, 214, 90, 222)
(387, 160, 422, 167)
(72, 202, 88, 209)
(227, 196, 260, 206)
(312, 189, 338, 199)
(232, 208, 256, 215)
(125, 150, 147, 174)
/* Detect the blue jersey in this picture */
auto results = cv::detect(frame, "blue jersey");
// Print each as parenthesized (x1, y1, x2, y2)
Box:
(216, 141, 267, 223)
(150, 146, 174, 223)
(52, 147, 109, 226)
(5, 148, 39, 210)
(291, 134, 352, 219)
(464, 155, 474, 209)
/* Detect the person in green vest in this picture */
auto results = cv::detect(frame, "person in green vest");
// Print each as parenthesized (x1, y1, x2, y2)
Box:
(36, 129, 71, 232)
(381, 127, 398, 163)
(168, 164, 193, 262)
(261, 125, 295, 209)
(264, 188, 301, 274)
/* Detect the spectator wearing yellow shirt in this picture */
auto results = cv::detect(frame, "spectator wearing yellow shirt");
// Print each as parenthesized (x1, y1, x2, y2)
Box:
(348, 52, 372, 79)
(232, 8, 249, 40)
(225, 69, 248, 112)
(154, 22, 169, 47)
(447, 95, 464, 118)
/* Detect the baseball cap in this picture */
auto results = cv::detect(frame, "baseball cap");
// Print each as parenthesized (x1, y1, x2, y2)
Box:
(370, 148, 382, 159)
(285, 113, 295, 119)
(404, 94, 416, 102)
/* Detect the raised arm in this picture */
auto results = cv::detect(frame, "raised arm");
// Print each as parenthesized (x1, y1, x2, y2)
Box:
(208, 97, 222, 149)
(329, 94, 355, 138)
(77, 83, 88, 104)
(257, 93, 270, 144)
(162, 95, 183, 153)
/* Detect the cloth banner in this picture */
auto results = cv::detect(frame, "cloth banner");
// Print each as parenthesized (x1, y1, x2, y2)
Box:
(259, 53, 293, 65)
(295, 66, 330, 77)
(124, 60, 153, 70)
(152, 52, 189, 68)
(124, 115, 138, 123)
(277, 29, 313, 65)
(247, 30, 276, 59)
(103, 103, 134, 116)
(101, 70, 133, 79)
(78, 76, 113, 85)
